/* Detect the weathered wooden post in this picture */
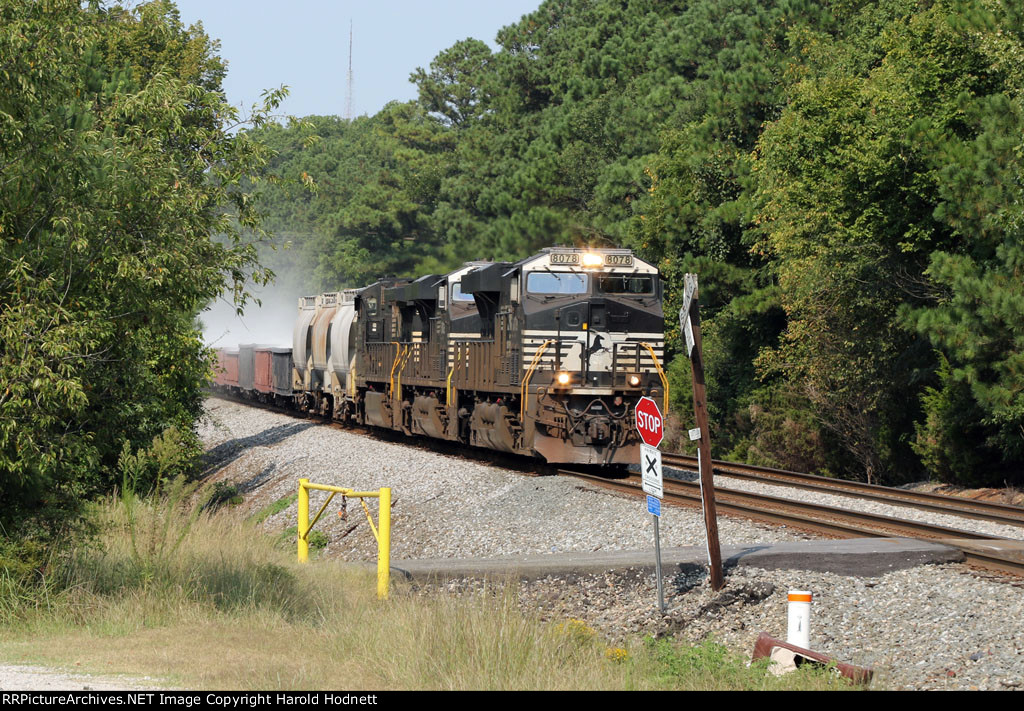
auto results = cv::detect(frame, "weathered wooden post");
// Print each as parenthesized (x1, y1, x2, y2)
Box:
(680, 273, 724, 591)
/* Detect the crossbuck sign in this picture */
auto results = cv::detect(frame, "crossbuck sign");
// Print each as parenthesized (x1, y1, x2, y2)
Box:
(641, 443, 663, 498)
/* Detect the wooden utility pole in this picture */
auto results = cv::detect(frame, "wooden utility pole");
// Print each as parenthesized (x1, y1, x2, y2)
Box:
(680, 273, 724, 591)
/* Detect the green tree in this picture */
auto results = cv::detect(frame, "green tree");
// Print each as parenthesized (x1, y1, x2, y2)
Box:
(0, 0, 280, 532)
(755, 0, 1023, 482)
(411, 38, 494, 128)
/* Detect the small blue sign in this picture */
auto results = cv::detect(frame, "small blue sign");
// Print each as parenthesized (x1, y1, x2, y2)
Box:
(646, 495, 661, 517)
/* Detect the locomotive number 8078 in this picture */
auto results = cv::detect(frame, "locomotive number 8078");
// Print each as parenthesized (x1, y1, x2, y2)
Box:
(213, 247, 668, 466)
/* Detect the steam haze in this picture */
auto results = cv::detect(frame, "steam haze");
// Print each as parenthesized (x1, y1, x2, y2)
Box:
(200, 274, 309, 350)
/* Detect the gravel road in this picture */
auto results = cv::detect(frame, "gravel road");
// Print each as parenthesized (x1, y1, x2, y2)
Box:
(199, 397, 1024, 691)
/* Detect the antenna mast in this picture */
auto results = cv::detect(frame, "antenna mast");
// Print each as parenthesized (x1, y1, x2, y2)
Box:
(345, 19, 354, 120)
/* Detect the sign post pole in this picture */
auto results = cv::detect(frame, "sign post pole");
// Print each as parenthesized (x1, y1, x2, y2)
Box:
(653, 509, 664, 612)
(680, 274, 724, 591)
(637, 397, 666, 613)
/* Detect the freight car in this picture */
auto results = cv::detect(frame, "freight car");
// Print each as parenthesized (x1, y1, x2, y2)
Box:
(212, 247, 668, 466)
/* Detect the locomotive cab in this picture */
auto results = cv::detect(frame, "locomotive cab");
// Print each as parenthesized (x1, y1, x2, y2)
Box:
(509, 248, 666, 464)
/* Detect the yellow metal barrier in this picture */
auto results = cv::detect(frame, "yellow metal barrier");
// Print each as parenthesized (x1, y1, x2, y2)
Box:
(297, 478, 392, 600)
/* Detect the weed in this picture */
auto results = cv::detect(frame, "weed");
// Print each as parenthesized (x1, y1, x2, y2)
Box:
(250, 494, 297, 525)
(605, 647, 629, 663)
(277, 526, 328, 552)
(205, 482, 243, 511)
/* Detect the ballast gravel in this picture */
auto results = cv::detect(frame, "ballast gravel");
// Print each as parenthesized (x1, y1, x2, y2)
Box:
(200, 398, 1024, 691)
(199, 398, 809, 562)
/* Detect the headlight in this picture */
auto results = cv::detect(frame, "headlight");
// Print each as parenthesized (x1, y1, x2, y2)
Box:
(628, 374, 641, 387)
(581, 253, 603, 268)
(556, 371, 571, 386)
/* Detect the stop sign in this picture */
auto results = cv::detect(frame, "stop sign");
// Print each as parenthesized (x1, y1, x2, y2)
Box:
(635, 396, 664, 448)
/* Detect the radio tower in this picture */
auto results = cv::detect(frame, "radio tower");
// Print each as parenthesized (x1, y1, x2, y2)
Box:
(344, 20, 354, 120)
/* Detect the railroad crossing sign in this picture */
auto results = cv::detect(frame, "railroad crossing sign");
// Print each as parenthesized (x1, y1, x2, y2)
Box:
(641, 443, 663, 498)
(635, 396, 664, 448)
(680, 274, 698, 359)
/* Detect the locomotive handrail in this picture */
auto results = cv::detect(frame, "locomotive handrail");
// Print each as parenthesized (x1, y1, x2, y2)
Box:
(639, 341, 669, 415)
(387, 343, 406, 399)
(297, 479, 392, 599)
(446, 345, 466, 407)
(520, 339, 554, 424)
(393, 345, 413, 414)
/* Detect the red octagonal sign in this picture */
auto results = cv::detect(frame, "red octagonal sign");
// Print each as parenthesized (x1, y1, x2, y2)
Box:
(635, 396, 664, 448)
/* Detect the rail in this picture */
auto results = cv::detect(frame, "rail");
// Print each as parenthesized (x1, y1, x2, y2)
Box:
(559, 468, 1024, 576)
(297, 479, 392, 599)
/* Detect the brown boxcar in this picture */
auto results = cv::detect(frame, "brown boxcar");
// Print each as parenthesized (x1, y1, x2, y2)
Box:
(213, 349, 228, 386)
(253, 347, 274, 393)
(219, 349, 239, 389)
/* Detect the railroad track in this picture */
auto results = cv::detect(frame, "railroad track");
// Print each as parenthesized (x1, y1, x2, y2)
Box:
(662, 452, 1024, 528)
(210, 393, 1024, 575)
(560, 468, 1024, 576)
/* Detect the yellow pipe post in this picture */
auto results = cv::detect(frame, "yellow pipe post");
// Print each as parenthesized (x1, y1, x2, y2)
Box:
(377, 487, 391, 600)
(640, 342, 670, 415)
(297, 478, 309, 563)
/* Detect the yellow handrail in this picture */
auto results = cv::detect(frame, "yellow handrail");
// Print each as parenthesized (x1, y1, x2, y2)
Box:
(520, 339, 554, 424)
(639, 341, 669, 415)
(298, 479, 392, 600)
(394, 345, 412, 414)
(446, 344, 466, 407)
(387, 341, 401, 396)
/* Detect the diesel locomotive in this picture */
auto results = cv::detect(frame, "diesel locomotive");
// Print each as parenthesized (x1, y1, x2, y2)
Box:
(213, 247, 668, 466)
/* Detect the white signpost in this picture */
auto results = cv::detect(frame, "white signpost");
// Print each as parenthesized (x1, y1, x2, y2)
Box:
(635, 396, 665, 613)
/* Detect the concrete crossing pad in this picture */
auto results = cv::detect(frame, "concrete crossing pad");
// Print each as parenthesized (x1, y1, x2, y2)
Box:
(390, 538, 965, 582)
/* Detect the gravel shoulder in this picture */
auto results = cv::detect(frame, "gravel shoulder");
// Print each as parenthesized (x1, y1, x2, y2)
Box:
(0, 664, 159, 691)
(199, 398, 1024, 691)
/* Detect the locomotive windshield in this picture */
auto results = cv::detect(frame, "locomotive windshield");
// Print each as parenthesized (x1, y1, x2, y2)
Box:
(596, 274, 654, 294)
(527, 272, 588, 295)
(451, 282, 475, 301)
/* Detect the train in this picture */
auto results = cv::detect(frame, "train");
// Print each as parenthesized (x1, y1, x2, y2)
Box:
(211, 247, 668, 466)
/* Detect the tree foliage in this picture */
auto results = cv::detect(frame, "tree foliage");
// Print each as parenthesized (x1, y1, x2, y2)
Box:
(73, 0, 1024, 486)
(0, 0, 280, 531)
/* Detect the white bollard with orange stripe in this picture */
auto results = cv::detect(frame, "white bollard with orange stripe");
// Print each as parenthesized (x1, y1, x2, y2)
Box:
(787, 590, 812, 648)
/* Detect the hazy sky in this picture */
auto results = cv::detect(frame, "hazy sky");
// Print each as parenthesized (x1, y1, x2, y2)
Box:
(171, 0, 543, 119)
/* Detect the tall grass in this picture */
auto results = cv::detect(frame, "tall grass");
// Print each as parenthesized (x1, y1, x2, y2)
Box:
(0, 488, 856, 690)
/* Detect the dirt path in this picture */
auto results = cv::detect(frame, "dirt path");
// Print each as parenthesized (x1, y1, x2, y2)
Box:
(0, 664, 163, 691)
